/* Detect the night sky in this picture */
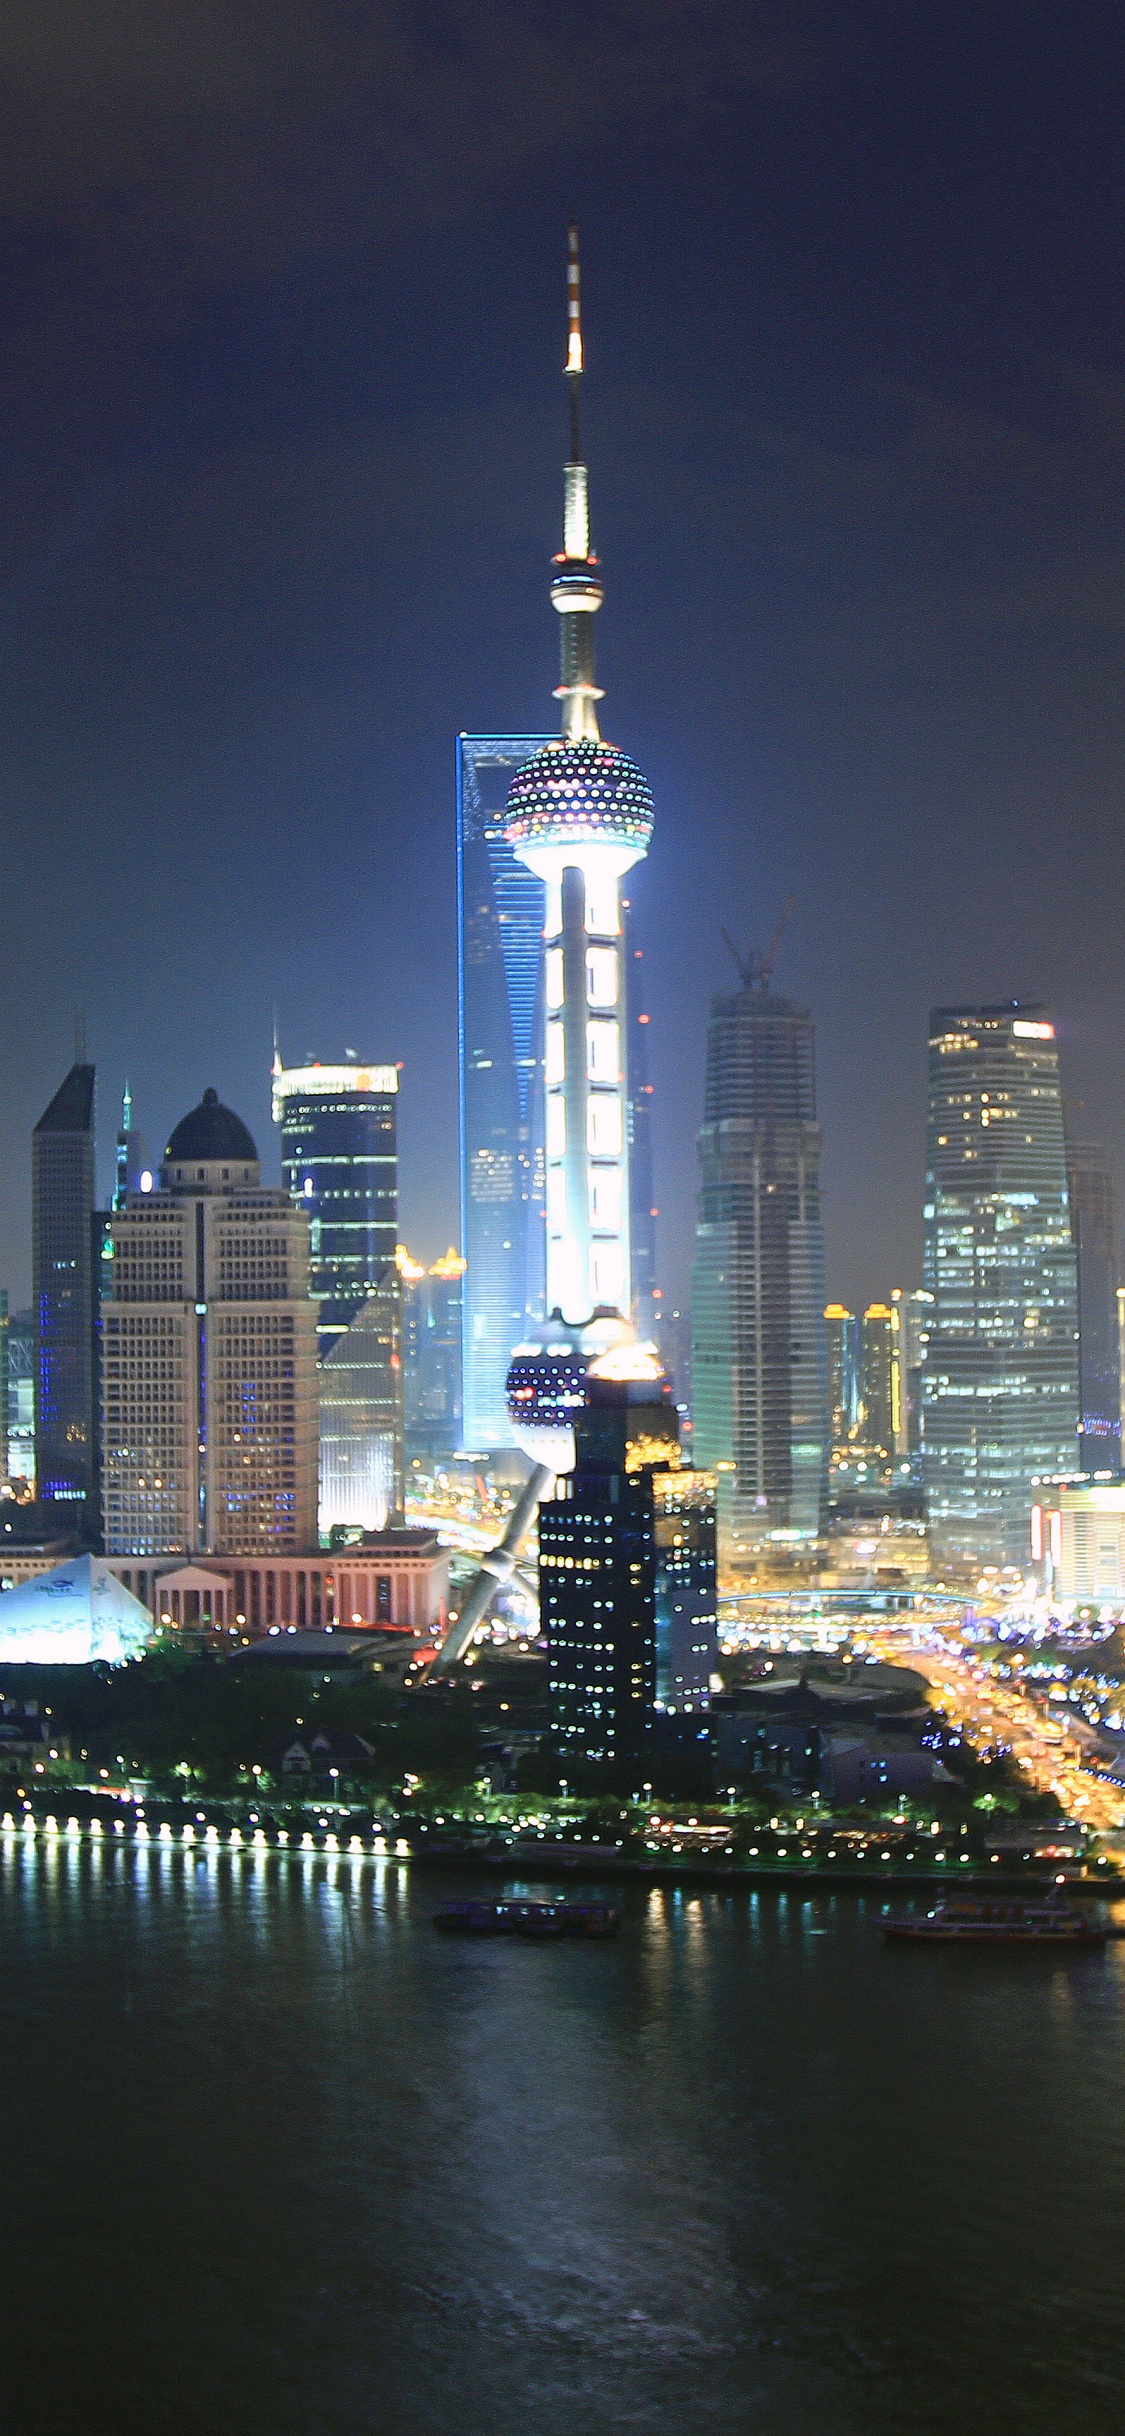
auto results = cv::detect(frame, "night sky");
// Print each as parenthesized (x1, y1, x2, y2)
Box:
(2, 3, 1125, 1315)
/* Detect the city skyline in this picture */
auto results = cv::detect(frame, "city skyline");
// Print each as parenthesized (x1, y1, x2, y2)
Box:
(2, 11, 1125, 1321)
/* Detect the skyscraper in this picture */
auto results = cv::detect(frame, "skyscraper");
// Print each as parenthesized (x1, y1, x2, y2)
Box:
(859, 1303, 895, 1457)
(402, 1246, 465, 1461)
(539, 1350, 716, 1774)
(1064, 1137, 1120, 1470)
(101, 1090, 318, 1556)
(503, 224, 653, 1329)
(624, 918, 659, 1341)
(923, 1004, 1079, 1564)
(824, 1305, 859, 1447)
(272, 1059, 398, 1353)
(890, 1287, 933, 1460)
(317, 1279, 404, 1533)
(459, 733, 554, 1453)
(33, 1061, 96, 1514)
(692, 971, 829, 1558)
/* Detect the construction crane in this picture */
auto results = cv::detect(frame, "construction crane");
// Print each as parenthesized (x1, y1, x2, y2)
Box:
(721, 895, 795, 993)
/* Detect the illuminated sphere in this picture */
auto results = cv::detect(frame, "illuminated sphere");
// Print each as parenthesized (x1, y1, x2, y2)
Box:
(505, 1332, 591, 1475)
(503, 738, 654, 858)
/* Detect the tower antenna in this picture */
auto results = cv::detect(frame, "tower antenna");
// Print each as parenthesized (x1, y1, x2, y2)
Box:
(566, 217, 583, 460)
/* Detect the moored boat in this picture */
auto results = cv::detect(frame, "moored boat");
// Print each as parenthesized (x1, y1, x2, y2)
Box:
(434, 1897, 620, 1939)
(880, 1898, 1105, 1946)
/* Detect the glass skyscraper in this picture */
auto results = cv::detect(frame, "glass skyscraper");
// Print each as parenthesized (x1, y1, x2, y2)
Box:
(458, 733, 552, 1451)
(273, 1061, 398, 1354)
(691, 979, 829, 1557)
(33, 1061, 96, 1513)
(273, 1059, 401, 1537)
(922, 1004, 1079, 1564)
(1064, 1137, 1120, 1472)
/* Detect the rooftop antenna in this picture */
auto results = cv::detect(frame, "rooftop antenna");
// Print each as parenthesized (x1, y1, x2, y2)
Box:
(721, 896, 795, 994)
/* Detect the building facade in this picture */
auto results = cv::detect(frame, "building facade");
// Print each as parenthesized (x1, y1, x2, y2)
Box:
(33, 1061, 96, 1514)
(458, 734, 554, 1452)
(922, 1005, 1079, 1564)
(859, 1303, 895, 1457)
(5, 1308, 34, 1491)
(540, 1357, 716, 1774)
(317, 1279, 404, 1532)
(109, 1529, 448, 1636)
(1064, 1138, 1120, 1471)
(101, 1090, 318, 1556)
(273, 1060, 398, 1353)
(401, 1246, 465, 1460)
(692, 980, 829, 1557)
(625, 917, 659, 1342)
(825, 1305, 859, 1448)
(1033, 1480, 1125, 1604)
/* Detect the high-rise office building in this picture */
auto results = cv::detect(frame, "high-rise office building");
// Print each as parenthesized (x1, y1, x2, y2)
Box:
(923, 1004, 1079, 1563)
(859, 1303, 895, 1457)
(273, 1058, 401, 1536)
(625, 919, 659, 1342)
(539, 1351, 716, 1774)
(824, 1305, 859, 1447)
(317, 1279, 404, 1533)
(5, 1309, 34, 1491)
(692, 974, 829, 1555)
(401, 1246, 465, 1461)
(272, 1059, 398, 1353)
(101, 1089, 318, 1556)
(1065, 1138, 1121, 1471)
(890, 1287, 933, 1459)
(458, 734, 554, 1452)
(33, 1061, 96, 1513)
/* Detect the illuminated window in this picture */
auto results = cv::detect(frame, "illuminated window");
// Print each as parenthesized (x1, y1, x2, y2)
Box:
(586, 1020, 620, 1084)
(590, 1243, 624, 1307)
(587, 1096, 622, 1157)
(589, 1168, 622, 1231)
(546, 1169, 568, 1228)
(545, 947, 564, 1009)
(546, 1096, 567, 1157)
(586, 947, 618, 1008)
(585, 874, 620, 938)
(545, 1021, 565, 1085)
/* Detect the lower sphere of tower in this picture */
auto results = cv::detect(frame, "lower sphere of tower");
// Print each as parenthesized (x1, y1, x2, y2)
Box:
(503, 737, 654, 856)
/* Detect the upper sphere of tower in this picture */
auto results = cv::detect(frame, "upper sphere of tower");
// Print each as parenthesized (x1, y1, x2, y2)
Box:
(503, 737, 654, 857)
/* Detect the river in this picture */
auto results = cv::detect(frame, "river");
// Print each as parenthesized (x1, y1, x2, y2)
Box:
(1, 1838, 1122, 2433)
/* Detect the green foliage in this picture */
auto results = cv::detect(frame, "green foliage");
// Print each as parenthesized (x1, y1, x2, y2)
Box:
(0, 1651, 481, 1796)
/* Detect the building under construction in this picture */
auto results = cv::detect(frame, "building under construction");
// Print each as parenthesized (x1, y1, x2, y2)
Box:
(691, 949, 829, 1567)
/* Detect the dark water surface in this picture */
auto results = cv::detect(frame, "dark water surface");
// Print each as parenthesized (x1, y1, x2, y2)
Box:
(2, 1842, 1123, 2435)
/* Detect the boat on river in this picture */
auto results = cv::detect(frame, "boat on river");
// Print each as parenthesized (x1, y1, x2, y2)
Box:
(433, 1898, 620, 1939)
(880, 1898, 1105, 1946)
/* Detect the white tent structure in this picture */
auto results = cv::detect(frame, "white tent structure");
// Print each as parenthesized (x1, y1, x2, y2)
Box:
(0, 1555, 152, 1665)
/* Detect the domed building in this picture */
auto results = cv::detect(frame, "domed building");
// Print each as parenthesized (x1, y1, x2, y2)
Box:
(100, 1088, 318, 1559)
(162, 1086, 260, 1186)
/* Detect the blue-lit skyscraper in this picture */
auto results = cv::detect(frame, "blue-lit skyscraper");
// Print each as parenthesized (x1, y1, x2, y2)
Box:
(458, 734, 552, 1451)
(923, 1003, 1079, 1563)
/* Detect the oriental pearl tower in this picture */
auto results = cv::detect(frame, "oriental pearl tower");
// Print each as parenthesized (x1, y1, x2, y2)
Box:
(503, 222, 654, 1328)
(430, 229, 665, 1676)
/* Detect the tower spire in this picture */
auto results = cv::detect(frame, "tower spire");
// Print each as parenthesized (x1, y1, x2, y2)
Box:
(552, 220, 604, 742)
